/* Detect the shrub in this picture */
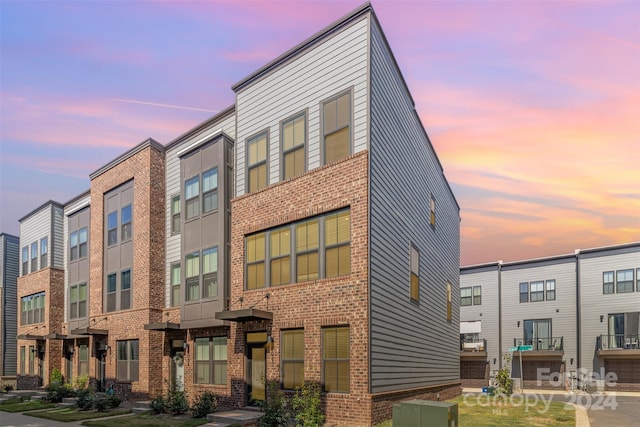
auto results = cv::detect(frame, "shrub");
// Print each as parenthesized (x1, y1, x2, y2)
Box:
(167, 389, 189, 415)
(45, 381, 74, 403)
(109, 395, 122, 408)
(191, 391, 218, 418)
(292, 381, 324, 427)
(76, 389, 96, 410)
(494, 352, 513, 398)
(150, 395, 166, 414)
(95, 397, 111, 412)
(73, 374, 90, 391)
(259, 380, 290, 427)
(50, 367, 63, 385)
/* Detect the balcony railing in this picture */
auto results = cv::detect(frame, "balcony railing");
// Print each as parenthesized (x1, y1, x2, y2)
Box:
(513, 337, 563, 351)
(460, 338, 487, 352)
(599, 334, 640, 350)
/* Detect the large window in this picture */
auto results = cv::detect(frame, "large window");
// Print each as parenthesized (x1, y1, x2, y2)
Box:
(282, 329, 304, 389)
(617, 269, 634, 293)
(202, 247, 218, 298)
(410, 245, 419, 301)
(121, 269, 131, 310)
(171, 195, 181, 234)
(105, 269, 131, 312)
(121, 204, 132, 241)
(71, 227, 88, 261)
(195, 337, 227, 385)
(461, 287, 472, 306)
(22, 246, 28, 275)
(245, 209, 351, 289)
(523, 319, 551, 350)
(69, 283, 87, 319)
(78, 345, 88, 375)
(185, 176, 200, 220)
(202, 168, 218, 213)
(21, 292, 45, 325)
(322, 326, 349, 393)
(519, 282, 529, 303)
(603, 271, 614, 294)
(545, 280, 556, 301)
(107, 211, 118, 245)
(185, 252, 200, 301)
(106, 273, 117, 312)
(116, 340, 139, 382)
(530, 281, 544, 302)
(282, 114, 306, 180)
(30, 241, 38, 272)
(247, 131, 268, 193)
(40, 238, 48, 269)
(323, 92, 351, 165)
(171, 263, 181, 307)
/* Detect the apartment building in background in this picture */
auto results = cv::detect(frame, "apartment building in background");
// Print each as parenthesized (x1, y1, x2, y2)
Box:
(13, 3, 461, 425)
(460, 242, 640, 392)
(0, 233, 20, 377)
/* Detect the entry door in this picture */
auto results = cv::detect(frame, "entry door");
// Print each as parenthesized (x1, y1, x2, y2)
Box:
(172, 351, 185, 391)
(66, 355, 73, 383)
(96, 351, 106, 391)
(248, 346, 266, 403)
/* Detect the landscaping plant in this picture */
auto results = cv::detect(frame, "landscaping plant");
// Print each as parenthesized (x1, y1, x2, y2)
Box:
(292, 381, 324, 427)
(191, 391, 218, 418)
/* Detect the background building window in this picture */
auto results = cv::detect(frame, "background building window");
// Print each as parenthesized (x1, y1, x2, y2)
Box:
(78, 227, 88, 258)
(530, 281, 544, 302)
(22, 246, 28, 275)
(40, 238, 48, 268)
(603, 271, 614, 294)
(617, 269, 634, 293)
(185, 252, 200, 301)
(117, 340, 139, 382)
(429, 195, 436, 226)
(202, 168, 218, 213)
(473, 286, 482, 305)
(195, 337, 227, 385)
(246, 233, 266, 290)
(460, 287, 472, 306)
(545, 280, 556, 301)
(323, 92, 351, 165)
(270, 228, 291, 286)
(171, 195, 181, 233)
(121, 204, 132, 241)
(30, 241, 38, 272)
(121, 269, 131, 310)
(410, 245, 419, 301)
(325, 211, 350, 278)
(185, 176, 200, 219)
(171, 263, 181, 307)
(282, 329, 304, 389)
(519, 282, 529, 303)
(282, 114, 306, 180)
(202, 247, 218, 298)
(247, 132, 268, 193)
(107, 211, 118, 245)
(322, 326, 349, 393)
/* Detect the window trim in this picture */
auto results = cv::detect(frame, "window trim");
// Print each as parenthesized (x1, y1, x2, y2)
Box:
(116, 340, 139, 382)
(171, 195, 181, 234)
(281, 329, 304, 390)
(194, 336, 227, 385)
(603, 271, 614, 294)
(246, 130, 269, 193)
(40, 237, 48, 269)
(321, 89, 352, 166)
(616, 269, 634, 293)
(202, 167, 219, 214)
(322, 326, 350, 393)
(280, 111, 307, 181)
(519, 282, 529, 303)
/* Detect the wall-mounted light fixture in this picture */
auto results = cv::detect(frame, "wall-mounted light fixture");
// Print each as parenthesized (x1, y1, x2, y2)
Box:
(556, 308, 559, 313)
(570, 358, 574, 365)
(183, 342, 189, 353)
(493, 358, 497, 365)
(517, 321, 521, 327)
(600, 315, 604, 323)
(265, 334, 274, 351)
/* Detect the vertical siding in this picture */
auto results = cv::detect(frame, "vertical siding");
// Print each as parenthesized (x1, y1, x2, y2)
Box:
(64, 194, 91, 323)
(19, 204, 54, 275)
(501, 258, 578, 370)
(234, 16, 369, 197)
(52, 205, 65, 268)
(460, 267, 500, 369)
(1, 234, 19, 375)
(369, 20, 461, 393)
(579, 246, 640, 372)
(165, 113, 235, 307)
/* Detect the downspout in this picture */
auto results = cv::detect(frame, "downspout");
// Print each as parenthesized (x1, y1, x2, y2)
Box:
(575, 250, 581, 371)
(498, 261, 503, 369)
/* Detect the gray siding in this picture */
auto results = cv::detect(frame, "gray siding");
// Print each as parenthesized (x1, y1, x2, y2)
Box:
(460, 267, 500, 369)
(369, 19, 461, 393)
(51, 205, 64, 269)
(64, 194, 91, 325)
(165, 112, 235, 307)
(1, 234, 19, 375)
(579, 245, 640, 372)
(234, 15, 369, 197)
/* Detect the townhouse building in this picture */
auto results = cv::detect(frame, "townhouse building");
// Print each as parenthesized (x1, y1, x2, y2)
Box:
(460, 242, 640, 392)
(0, 233, 20, 377)
(15, 3, 461, 425)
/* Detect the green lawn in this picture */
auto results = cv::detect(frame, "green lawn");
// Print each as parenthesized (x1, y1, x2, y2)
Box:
(374, 395, 575, 427)
(26, 407, 132, 422)
(0, 399, 57, 412)
(82, 413, 211, 427)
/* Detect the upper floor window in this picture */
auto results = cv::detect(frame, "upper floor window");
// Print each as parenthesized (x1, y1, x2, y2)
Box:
(40, 238, 48, 268)
(617, 269, 634, 293)
(461, 286, 481, 306)
(546, 280, 556, 301)
(186, 252, 200, 301)
(323, 91, 351, 165)
(519, 282, 529, 303)
(322, 326, 349, 393)
(107, 211, 118, 245)
(530, 281, 544, 302)
(637, 268, 640, 292)
(22, 246, 28, 275)
(202, 168, 218, 213)
(429, 195, 436, 227)
(121, 269, 131, 310)
(447, 282, 452, 322)
(473, 286, 482, 305)
(105, 269, 131, 312)
(282, 329, 304, 389)
(282, 113, 306, 180)
(106, 273, 117, 312)
(21, 292, 45, 325)
(245, 209, 351, 290)
(410, 245, 419, 301)
(185, 176, 200, 220)
(70, 227, 88, 261)
(69, 283, 87, 319)
(185, 247, 218, 302)
(171, 263, 181, 307)
(171, 195, 181, 234)
(30, 241, 38, 272)
(603, 271, 614, 294)
(247, 131, 268, 193)
(117, 340, 139, 382)
(121, 204, 132, 241)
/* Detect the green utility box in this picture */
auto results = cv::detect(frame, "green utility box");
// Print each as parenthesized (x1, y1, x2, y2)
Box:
(392, 400, 458, 427)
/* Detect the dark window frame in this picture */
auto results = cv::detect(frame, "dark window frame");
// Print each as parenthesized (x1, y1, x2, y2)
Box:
(545, 280, 556, 301)
(21, 292, 45, 325)
(185, 175, 200, 220)
(616, 269, 634, 293)
(530, 281, 544, 302)
(120, 269, 131, 310)
(40, 237, 48, 269)
(185, 251, 200, 302)
(322, 90, 352, 165)
(121, 204, 132, 242)
(460, 287, 472, 306)
(202, 167, 219, 214)
(322, 326, 350, 393)
(281, 329, 304, 390)
(116, 340, 139, 382)
(281, 112, 307, 180)
(194, 336, 227, 385)
(519, 282, 529, 303)
(473, 285, 482, 305)
(246, 130, 269, 193)
(603, 271, 614, 294)
(107, 211, 118, 246)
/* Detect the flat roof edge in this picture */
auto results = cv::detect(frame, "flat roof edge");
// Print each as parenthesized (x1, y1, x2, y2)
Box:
(89, 138, 164, 180)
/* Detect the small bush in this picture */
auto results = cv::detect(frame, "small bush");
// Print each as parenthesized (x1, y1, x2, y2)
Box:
(150, 395, 166, 414)
(167, 390, 189, 415)
(2, 384, 14, 393)
(45, 381, 74, 403)
(95, 397, 111, 412)
(191, 391, 218, 418)
(109, 395, 122, 408)
(292, 381, 324, 427)
(76, 389, 97, 410)
(73, 374, 90, 391)
(50, 367, 64, 385)
(259, 380, 290, 427)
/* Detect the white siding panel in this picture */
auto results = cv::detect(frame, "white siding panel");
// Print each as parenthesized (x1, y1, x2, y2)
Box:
(235, 16, 369, 196)
(52, 205, 64, 268)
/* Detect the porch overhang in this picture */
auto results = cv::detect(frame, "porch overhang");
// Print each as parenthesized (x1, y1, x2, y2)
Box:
(16, 334, 46, 341)
(460, 351, 488, 359)
(144, 322, 181, 331)
(44, 333, 68, 340)
(70, 327, 109, 336)
(215, 308, 273, 322)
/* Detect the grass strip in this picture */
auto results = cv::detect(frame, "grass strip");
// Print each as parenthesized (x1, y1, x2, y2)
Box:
(82, 413, 210, 427)
(0, 399, 57, 412)
(27, 407, 132, 422)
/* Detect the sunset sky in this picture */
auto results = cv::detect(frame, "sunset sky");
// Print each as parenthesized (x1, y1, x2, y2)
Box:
(1, 0, 638, 266)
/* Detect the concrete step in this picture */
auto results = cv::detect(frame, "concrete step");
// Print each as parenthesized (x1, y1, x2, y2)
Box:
(57, 397, 76, 407)
(207, 409, 264, 426)
(132, 400, 152, 414)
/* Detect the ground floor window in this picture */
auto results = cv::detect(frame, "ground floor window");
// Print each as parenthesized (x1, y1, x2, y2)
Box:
(116, 340, 139, 382)
(195, 337, 227, 385)
(20, 346, 25, 374)
(281, 329, 304, 389)
(78, 345, 89, 376)
(322, 326, 349, 393)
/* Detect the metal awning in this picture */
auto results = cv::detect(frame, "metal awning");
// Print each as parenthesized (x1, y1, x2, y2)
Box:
(70, 327, 109, 336)
(460, 321, 481, 334)
(144, 322, 181, 331)
(215, 308, 273, 322)
(44, 333, 67, 340)
(16, 334, 46, 340)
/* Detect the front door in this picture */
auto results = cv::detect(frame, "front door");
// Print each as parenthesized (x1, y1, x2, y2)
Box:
(172, 351, 185, 391)
(96, 351, 106, 391)
(246, 332, 267, 405)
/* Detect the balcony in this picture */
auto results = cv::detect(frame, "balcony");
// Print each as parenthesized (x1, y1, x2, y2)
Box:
(512, 337, 564, 360)
(460, 339, 487, 359)
(597, 334, 640, 359)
